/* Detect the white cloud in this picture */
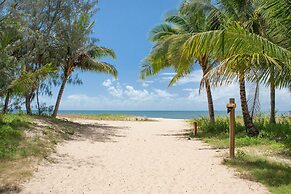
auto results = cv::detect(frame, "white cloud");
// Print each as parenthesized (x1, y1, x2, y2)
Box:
(161, 73, 176, 76)
(154, 89, 176, 98)
(100, 78, 291, 111)
(159, 70, 203, 85)
(102, 79, 112, 87)
(124, 86, 151, 100)
(140, 80, 154, 87)
(48, 79, 290, 112)
(142, 83, 149, 87)
(184, 88, 203, 100)
(102, 79, 123, 97)
(103, 79, 177, 101)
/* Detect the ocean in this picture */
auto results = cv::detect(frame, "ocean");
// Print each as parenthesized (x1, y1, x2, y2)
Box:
(58, 110, 230, 119)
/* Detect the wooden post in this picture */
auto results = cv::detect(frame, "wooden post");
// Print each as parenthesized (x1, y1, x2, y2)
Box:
(194, 122, 198, 137)
(227, 98, 236, 159)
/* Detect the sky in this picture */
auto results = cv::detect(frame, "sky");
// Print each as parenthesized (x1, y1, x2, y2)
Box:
(42, 0, 290, 111)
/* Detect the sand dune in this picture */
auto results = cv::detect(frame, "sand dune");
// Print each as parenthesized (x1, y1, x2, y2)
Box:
(20, 119, 269, 194)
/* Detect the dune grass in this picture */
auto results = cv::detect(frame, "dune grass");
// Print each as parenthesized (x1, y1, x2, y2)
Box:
(188, 116, 291, 193)
(59, 114, 152, 121)
(0, 114, 32, 159)
(0, 113, 78, 190)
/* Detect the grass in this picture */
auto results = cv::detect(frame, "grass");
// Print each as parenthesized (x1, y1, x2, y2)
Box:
(189, 116, 291, 156)
(0, 113, 78, 190)
(188, 116, 291, 193)
(224, 152, 291, 194)
(0, 114, 31, 159)
(58, 113, 153, 121)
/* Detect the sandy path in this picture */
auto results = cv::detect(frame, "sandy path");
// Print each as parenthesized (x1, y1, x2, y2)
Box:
(20, 119, 269, 194)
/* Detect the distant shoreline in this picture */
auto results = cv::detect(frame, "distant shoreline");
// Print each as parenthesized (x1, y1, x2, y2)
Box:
(57, 110, 228, 119)
(53, 110, 290, 119)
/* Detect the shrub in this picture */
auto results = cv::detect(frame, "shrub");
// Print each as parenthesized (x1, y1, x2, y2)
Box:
(192, 117, 245, 134)
(255, 117, 291, 147)
(190, 116, 291, 152)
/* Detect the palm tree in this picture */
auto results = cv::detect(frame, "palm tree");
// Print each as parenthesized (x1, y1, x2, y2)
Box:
(144, 0, 291, 136)
(142, 0, 218, 123)
(51, 13, 118, 117)
(257, 0, 291, 123)
(52, 45, 118, 117)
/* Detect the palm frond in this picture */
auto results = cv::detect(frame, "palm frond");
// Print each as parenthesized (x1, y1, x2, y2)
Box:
(9, 64, 57, 95)
(149, 23, 179, 42)
(79, 59, 118, 79)
(88, 46, 116, 59)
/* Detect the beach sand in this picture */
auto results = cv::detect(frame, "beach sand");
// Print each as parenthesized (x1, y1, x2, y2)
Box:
(20, 118, 269, 194)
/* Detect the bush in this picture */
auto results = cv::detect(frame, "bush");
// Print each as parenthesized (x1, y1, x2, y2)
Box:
(192, 117, 245, 134)
(255, 117, 291, 147)
(190, 116, 291, 152)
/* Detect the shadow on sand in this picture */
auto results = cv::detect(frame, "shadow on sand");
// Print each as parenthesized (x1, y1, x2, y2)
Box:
(0, 185, 21, 194)
(33, 116, 128, 143)
(156, 128, 191, 140)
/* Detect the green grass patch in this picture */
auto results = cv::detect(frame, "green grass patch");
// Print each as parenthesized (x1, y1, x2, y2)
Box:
(0, 114, 32, 159)
(0, 113, 79, 188)
(0, 114, 77, 160)
(188, 116, 291, 193)
(189, 116, 291, 155)
(59, 114, 152, 121)
(224, 152, 291, 194)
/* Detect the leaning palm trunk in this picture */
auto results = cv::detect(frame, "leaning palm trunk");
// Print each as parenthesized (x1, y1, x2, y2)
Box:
(239, 74, 259, 136)
(201, 58, 215, 123)
(269, 78, 276, 124)
(205, 80, 215, 123)
(52, 75, 68, 118)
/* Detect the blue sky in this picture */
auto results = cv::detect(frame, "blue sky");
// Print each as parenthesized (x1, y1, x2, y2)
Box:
(42, 0, 290, 111)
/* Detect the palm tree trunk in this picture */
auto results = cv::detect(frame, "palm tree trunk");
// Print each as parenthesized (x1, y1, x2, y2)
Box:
(25, 93, 32, 115)
(2, 91, 10, 114)
(201, 57, 215, 123)
(239, 74, 259, 136)
(269, 79, 276, 124)
(52, 76, 68, 118)
(205, 80, 215, 123)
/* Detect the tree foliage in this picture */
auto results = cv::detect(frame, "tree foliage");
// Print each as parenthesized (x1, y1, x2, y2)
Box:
(0, 0, 118, 116)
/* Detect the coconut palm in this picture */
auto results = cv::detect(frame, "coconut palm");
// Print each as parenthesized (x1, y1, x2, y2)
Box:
(52, 45, 117, 117)
(142, 0, 218, 123)
(256, 0, 291, 123)
(51, 13, 118, 117)
(144, 0, 291, 135)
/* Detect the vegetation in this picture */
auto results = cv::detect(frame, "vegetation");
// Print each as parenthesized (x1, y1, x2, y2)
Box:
(141, 0, 291, 136)
(0, 0, 118, 117)
(0, 0, 290, 191)
(0, 113, 81, 190)
(59, 114, 152, 121)
(0, 114, 30, 158)
(225, 153, 291, 194)
(0, 114, 75, 160)
(190, 116, 290, 151)
(188, 116, 291, 193)
(144, 1, 217, 123)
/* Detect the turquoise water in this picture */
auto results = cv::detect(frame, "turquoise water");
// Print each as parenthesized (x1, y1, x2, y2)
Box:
(58, 110, 229, 119)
